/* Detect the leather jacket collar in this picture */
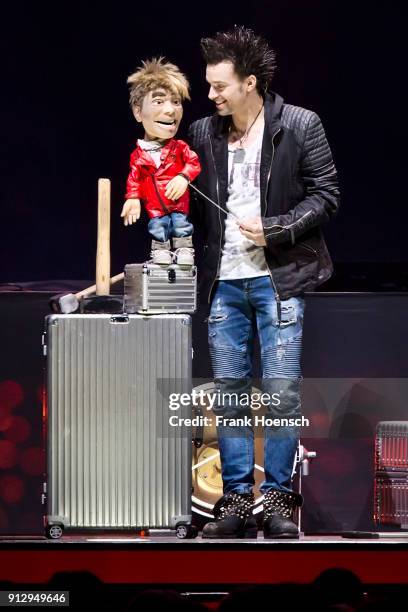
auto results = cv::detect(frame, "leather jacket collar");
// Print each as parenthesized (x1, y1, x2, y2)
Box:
(207, 92, 285, 210)
(208, 91, 284, 140)
(133, 138, 177, 167)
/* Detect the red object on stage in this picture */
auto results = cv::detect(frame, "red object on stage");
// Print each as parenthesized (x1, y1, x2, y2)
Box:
(374, 421, 408, 529)
(1, 540, 408, 585)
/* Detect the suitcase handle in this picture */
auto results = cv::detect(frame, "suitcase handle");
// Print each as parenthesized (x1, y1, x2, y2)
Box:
(110, 315, 129, 324)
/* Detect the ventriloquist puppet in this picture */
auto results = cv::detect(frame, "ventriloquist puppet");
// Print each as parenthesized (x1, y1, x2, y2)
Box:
(121, 57, 201, 266)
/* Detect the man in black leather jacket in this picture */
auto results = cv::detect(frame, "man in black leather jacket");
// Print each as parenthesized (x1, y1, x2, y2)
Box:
(188, 26, 339, 539)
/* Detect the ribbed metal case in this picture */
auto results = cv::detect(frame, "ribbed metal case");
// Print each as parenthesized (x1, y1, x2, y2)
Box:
(375, 421, 408, 472)
(44, 313, 192, 530)
(124, 263, 197, 314)
(374, 421, 408, 529)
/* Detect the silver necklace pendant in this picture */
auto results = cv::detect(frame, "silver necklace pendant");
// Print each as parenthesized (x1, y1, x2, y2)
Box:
(233, 148, 246, 164)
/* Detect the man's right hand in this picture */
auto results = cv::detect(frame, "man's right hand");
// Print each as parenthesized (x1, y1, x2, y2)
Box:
(121, 198, 141, 226)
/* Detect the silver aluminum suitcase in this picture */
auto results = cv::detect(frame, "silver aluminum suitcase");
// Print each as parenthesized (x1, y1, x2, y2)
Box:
(43, 313, 194, 538)
(124, 263, 197, 314)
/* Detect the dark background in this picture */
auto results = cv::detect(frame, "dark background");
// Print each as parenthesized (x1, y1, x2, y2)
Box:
(1, 0, 407, 284)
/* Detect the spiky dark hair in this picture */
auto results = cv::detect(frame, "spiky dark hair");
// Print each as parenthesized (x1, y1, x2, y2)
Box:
(201, 26, 277, 95)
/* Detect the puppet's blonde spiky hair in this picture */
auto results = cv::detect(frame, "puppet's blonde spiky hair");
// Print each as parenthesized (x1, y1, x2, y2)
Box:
(127, 57, 190, 108)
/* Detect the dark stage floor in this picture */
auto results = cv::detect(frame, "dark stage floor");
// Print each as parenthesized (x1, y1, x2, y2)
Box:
(1, 533, 408, 545)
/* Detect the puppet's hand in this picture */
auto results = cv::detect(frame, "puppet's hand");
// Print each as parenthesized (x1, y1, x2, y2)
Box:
(165, 175, 189, 200)
(238, 217, 267, 246)
(121, 199, 141, 226)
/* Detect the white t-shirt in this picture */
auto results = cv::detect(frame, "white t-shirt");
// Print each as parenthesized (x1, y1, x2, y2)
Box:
(137, 139, 163, 168)
(218, 130, 269, 280)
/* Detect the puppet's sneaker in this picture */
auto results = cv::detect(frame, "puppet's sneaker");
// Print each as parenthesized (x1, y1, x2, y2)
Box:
(174, 247, 194, 267)
(150, 240, 173, 266)
(151, 249, 173, 266)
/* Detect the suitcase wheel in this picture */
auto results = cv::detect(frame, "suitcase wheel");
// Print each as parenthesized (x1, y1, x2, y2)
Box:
(45, 524, 64, 539)
(176, 524, 198, 539)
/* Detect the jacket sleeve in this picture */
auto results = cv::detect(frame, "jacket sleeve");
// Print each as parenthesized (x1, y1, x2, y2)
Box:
(185, 123, 205, 226)
(125, 151, 144, 200)
(178, 140, 201, 182)
(261, 112, 340, 247)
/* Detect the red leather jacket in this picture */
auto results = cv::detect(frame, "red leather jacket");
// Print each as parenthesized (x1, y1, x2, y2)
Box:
(125, 138, 201, 219)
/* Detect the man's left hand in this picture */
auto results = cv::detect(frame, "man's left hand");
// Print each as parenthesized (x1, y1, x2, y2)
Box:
(238, 217, 266, 246)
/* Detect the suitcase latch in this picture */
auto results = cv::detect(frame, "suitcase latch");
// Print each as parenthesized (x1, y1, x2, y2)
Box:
(167, 268, 176, 284)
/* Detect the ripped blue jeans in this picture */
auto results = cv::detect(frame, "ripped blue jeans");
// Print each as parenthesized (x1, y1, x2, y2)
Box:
(208, 276, 305, 494)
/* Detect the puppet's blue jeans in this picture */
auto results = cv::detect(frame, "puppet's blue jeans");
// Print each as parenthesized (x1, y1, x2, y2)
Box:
(148, 213, 193, 242)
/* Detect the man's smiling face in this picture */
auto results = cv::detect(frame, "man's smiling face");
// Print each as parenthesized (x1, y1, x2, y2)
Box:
(134, 88, 183, 141)
(206, 61, 248, 116)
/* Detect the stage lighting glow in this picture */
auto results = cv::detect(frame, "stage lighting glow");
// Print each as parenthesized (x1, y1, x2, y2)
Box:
(0, 440, 18, 469)
(19, 446, 44, 476)
(2, 416, 31, 444)
(0, 474, 24, 504)
(0, 409, 12, 432)
(0, 380, 24, 410)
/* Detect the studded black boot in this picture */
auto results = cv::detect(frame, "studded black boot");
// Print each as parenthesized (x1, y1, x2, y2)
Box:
(263, 489, 303, 539)
(202, 492, 258, 539)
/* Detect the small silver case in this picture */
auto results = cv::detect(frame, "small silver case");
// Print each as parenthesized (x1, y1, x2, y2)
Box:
(124, 262, 197, 314)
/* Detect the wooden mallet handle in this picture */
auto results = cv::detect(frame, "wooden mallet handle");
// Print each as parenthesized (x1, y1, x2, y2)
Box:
(76, 272, 124, 300)
(96, 178, 111, 295)
(49, 272, 125, 313)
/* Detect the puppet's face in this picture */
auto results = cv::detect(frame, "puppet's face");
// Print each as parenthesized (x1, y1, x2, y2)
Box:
(133, 88, 183, 141)
(206, 61, 256, 116)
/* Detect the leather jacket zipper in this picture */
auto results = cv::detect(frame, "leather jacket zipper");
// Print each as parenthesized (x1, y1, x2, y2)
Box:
(208, 135, 223, 304)
(264, 128, 282, 320)
(150, 173, 171, 215)
(299, 241, 317, 256)
(149, 142, 177, 216)
(263, 128, 281, 217)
